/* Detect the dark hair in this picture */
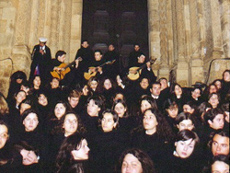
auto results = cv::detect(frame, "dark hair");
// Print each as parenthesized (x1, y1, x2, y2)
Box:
(116, 148, 156, 173)
(175, 112, 196, 126)
(56, 133, 87, 173)
(208, 130, 230, 148)
(222, 69, 230, 80)
(163, 98, 178, 110)
(221, 102, 229, 113)
(112, 99, 129, 118)
(191, 86, 202, 95)
(183, 101, 197, 110)
(208, 92, 220, 102)
(139, 95, 158, 113)
(158, 77, 167, 82)
(21, 109, 39, 122)
(55, 50, 66, 59)
(134, 108, 175, 142)
(10, 71, 27, 82)
(94, 49, 102, 55)
(203, 108, 224, 125)
(19, 97, 34, 110)
(150, 81, 161, 88)
(175, 130, 199, 144)
(87, 95, 104, 110)
(170, 83, 183, 94)
(62, 111, 86, 135)
(99, 109, 119, 130)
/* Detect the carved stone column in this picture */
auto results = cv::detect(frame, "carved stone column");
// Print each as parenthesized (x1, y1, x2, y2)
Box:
(12, 0, 31, 77)
(69, 0, 83, 61)
(147, 0, 161, 77)
(189, 0, 204, 84)
(173, 0, 189, 86)
(220, 0, 230, 58)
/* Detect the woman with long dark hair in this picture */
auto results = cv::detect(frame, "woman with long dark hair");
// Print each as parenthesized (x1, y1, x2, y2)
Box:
(56, 133, 90, 173)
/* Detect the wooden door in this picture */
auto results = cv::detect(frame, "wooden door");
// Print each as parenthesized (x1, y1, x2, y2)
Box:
(82, 0, 148, 68)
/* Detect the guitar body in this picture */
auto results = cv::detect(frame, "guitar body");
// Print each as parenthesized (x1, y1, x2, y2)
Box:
(127, 67, 142, 81)
(50, 63, 71, 80)
(84, 67, 97, 80)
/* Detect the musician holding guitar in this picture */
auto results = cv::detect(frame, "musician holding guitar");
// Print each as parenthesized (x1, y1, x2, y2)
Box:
(127, 53, 157, 83)
(50, 50, 81, 87)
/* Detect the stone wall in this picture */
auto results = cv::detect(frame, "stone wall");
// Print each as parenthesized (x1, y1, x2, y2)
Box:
(0, 0, 229, 96)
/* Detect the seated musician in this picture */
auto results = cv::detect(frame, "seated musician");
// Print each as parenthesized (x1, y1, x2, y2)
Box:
(128, 53, 156, 83)
(84, 50, 105, 80)
(50, 50, 80, 87)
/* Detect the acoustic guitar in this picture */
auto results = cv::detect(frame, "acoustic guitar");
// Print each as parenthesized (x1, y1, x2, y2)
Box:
(50, 57, 82, 80)
(84, 60, 116, 80)
(127, 58, 157, 81)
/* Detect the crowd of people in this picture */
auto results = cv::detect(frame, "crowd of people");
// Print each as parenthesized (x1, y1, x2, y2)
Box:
(0, 38, 229, 173)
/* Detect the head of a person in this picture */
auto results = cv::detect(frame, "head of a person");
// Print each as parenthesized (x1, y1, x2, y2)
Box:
(174, 130, 199, 159)
(55, 50, 66, 63)
(14, 141, 39, 166)
(191, 87, 202, 100)
(19, 98, 34, 115)
(139, 95, 158, 114)
(11, 71, 27, 84)
(88, 77, 99, 91)
(118, 148, 156, 173)
(134, 44, 140, 52)
(175, 112, 195, 131)
(94, 49, 103, 61)
(209, 131, 229, 156)
(164, 99, 179, 119)
(20, 80, 31, 95)
(208, 93, 220, 108)
(22, 109, 39, 132)
(39, 37, 47, 46)
(113, 92, 126, 102)
(159, 77, 168, 90)
(222, 69, 230, 82)
(108, 44, 115, 51)
(62, 112, 85, 137)
(0, 121, 9, 149)
(50, 77, 60, 89)
(172, 83, 183, 97)
(100, 109, 119, 133)
(56, 133, 90, 170)
(150, 82, 161, 97)
(14, 90, 26, 106)
(139, 77, 149, 90)
(212, 79, 222, 90)
(87, 95, 104, 117)
(183, 101, 196, 114)
(112, 99, 128, 118)
(81, 40, 89, 48)
(211, 155, 229, 173)
(221, 103, 229, 123)
(37, 91, 48, 107)
(0, 93, 9, 115)
(208, 84, 218, 94)
(142, 108, 160, 135)
(68, 89, 81, 108)
(54, 101, 70, 120)
(137, 53, 146, 64)
(102, 77, 114, 90)
(203, 108, 225, 130)
(32, 75, 41, 89)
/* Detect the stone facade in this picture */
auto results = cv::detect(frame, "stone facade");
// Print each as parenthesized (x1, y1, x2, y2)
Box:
(0, 0, 229, 96)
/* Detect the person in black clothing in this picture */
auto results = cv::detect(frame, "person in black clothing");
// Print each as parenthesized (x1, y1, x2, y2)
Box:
(56, 133, 90, 173)
(103, 44, 120, 80)
(128, 43, 142, 68)
(162, 130, 203, 173)
(29, 37, 52, 85)
(221, 69, 230, 101)
(130, 108, 175, 172)
(75, 40, 94, 75)
(89, 109, 124, 173)
(116, 148, 156, 173)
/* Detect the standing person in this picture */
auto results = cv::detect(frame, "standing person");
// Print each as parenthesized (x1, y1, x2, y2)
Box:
(75, 40, 94, 78)
(104, 43, 120, 80)
(128, 43, 142, 67)
(29, 37, 52, 86)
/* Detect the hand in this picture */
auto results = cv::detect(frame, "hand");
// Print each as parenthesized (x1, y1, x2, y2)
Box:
(97, 67, 103, 73)
(39, 49, 45, 55)
(75, 59, 79, 68)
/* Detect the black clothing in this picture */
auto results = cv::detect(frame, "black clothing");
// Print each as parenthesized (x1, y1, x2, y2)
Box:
(29, 44, 52, 85)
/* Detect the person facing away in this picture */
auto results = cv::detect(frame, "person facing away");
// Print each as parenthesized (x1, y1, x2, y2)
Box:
(29, 37, 52, 86)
